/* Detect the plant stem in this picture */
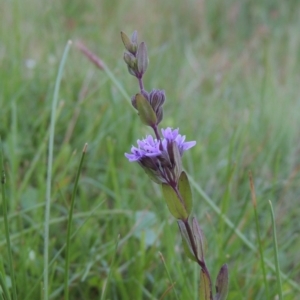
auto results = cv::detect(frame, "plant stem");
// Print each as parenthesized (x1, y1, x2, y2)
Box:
(1, 138, 18, 300)
(64, 143, 88, 300)
(184, 220, 213, 300)
(138, 76, 144, 93)
(269, 200, 283, 300)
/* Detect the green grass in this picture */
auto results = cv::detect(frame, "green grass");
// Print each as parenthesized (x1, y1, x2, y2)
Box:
(1, 0, 300, 299)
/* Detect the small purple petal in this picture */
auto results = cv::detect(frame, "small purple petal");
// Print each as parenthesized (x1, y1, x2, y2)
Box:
(161, 127, 196, 155)
(180, 141, 196, 151)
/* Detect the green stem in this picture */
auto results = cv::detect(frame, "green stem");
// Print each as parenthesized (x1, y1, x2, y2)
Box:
(64, 143, 88, 299)
(269, 200, 283, 300)
(249, 172, 269, 298)
(0, 137, 18, 300)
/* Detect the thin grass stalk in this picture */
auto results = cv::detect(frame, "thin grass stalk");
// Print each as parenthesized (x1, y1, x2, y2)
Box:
(25, 201, 104, 300)
(269, 200, 283, 300)
(64, 143, 88, 299)
(0, 138, 17, 300)
(100, 235, 120, 300)
(0, 270, 12, 300)
(249, 172, 269, 298)
(43, 40, 72, 300)
(158, 252, 180, 300)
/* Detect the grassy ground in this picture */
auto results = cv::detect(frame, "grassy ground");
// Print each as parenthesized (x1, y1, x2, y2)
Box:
(1, 0, 300, 299)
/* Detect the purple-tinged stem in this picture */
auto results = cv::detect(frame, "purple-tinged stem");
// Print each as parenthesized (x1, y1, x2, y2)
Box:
(171, 185, 213, 299)
(138, 76, 144, 93)
(183, 219, 213, 300)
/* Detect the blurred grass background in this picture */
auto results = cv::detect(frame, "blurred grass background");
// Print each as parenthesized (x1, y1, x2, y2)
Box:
(1, 0, 300, 299)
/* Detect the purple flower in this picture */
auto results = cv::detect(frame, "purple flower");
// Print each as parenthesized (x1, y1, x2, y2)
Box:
(161, 128, 196, 155)
(125, 135, 161, 161)
(125, 127, 196, 184)
(125, 127, 196, 161)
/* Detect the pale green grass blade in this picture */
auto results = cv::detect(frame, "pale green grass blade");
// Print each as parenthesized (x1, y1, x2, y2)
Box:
(44, 40, 72, 300)
(269, 200, 283, 300)
(158, 252, 179, 300)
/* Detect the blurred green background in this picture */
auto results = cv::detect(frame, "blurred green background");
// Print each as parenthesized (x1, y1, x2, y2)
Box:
(1, 0, 300, 299)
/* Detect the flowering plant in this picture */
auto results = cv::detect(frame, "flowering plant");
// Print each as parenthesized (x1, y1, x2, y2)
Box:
(122, 31, 229, 300)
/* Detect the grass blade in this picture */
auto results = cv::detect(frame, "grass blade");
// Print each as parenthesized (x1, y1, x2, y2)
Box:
(100, 235, 120, 300)
(248, 172, 269, 298)
(0, 267, 12, 300)
(44, 40, 72, 300)
(0, 137, 17, 300)
(269, 200, 283, 300)
(158, 252, 179, 300)
(64, 143, 88, 299)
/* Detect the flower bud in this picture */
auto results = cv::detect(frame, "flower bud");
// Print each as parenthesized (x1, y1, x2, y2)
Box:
(123, 52, 136, 69)
(121, 31, 137, 55)
(136, 42, 148, 77)
(148, 89, 165, 124)
(130, 30, 138, 54)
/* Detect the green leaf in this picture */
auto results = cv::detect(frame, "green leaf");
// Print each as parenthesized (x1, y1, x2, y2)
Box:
(199, 269, 212, 300)
(215, 264, 229, 300)
(161, 184, 188, 220)
(178, 220, 197, 262)
(178, 171, 193, 215)
(135, 93, 157, 126)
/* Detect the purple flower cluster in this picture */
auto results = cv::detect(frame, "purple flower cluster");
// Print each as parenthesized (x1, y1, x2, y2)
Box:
(125, 127, 196, 162)
(122, 31, 196, 186)
(125, 127, 196, 185)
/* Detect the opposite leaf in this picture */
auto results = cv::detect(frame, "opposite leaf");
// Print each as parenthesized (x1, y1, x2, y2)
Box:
(200, 269, 212, 300)
(135, 93, 157, 126)
(178, 220, 197, 262)
(215, 264, 229, 300)
(162, 184, 188, 220)
(192, 217, 206, 263)
(178, 171, 193, 215)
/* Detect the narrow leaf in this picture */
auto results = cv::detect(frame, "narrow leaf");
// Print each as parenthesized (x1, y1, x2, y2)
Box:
(269, 200, 283, 300)
(178, 171, 193, 215)
(172, 143, 182, 183)
(162, 184, 188, 220)
(199, 269, 212, 300)
(215, 264, 229, 300)
(135, 93, 157, 126)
